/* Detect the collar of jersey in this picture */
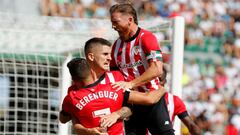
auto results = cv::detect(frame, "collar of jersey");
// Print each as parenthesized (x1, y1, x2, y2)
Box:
(124, 27, 141, 42)
(82, 73, 105, 89)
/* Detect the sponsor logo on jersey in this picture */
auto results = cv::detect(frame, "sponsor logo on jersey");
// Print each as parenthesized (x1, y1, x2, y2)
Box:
(92, 108, 111, 118)
(118, 60, 143, 69)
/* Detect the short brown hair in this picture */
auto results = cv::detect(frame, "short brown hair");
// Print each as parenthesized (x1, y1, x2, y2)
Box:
(109, 3, 138, 25)
(84, 37, 112, 56)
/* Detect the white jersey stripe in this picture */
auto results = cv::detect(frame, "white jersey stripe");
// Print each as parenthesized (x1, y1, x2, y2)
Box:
(139, 33, 148, 70)
(100, 78, 106, 84)
(121, 42, 129, 78)
(168, 93, 175, 123)
(129, 38, 140, 78)
(106, 72, 115, 83)
(114, 39, 121, 66)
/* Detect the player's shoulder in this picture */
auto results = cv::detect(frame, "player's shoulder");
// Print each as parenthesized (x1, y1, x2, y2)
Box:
(173, 94, 182, 101)
(139, 28, 157, 44)
(68, 87, 91, 100)
(67, 84, 79, 94)
(140, 28, 155, 37)
(167, 92, 183, 101)
(113, 38, 121, 46)
(107, 70, 123, 75)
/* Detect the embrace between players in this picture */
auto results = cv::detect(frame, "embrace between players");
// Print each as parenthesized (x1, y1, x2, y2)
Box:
(59, 3, 201, 135)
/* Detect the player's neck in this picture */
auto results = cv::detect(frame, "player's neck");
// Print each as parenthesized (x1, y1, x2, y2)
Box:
(129, 25, 138, 38)
(123, 25, 139, 41)
(90, 68, 105, 82)
(82, 76, 94, 86)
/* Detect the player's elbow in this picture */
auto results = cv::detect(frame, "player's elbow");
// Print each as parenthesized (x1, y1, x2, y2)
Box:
(190, 126, 202, 135)
(59, 116, 69, 124)
(59, 111, 71, 124)
(156, 63, 163, 77)
(187, 122, 202, 135)
(150, 61, 163, 78)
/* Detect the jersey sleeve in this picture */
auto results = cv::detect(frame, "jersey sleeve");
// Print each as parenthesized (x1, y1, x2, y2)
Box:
(141, 32, 163, 62)
(67, 85, 76, 94)
(62, 94, 74, 115)
(173, 95, 188, 119)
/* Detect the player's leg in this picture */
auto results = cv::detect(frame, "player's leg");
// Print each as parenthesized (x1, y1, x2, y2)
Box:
(147, 94, 175, 134)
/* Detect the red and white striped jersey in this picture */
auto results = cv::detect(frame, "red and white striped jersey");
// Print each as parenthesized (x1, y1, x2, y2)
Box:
(164, 92, 188, 125)
(111, 28, 163, 92)
(100, 71, 125, 84)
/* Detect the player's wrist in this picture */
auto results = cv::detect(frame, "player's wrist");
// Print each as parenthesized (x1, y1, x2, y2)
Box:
(87, 128, 96, 134)
(129, 81, 135, 90)
(113, 112, 121, 119)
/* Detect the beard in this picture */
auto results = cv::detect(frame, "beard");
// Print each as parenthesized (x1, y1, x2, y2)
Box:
(119, 25, 131, 41)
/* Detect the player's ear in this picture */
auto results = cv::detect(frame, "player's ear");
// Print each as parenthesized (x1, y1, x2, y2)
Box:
(128, 16, 133, 24)
(87, 53, 94, 62)
(128, 19, 132, 25)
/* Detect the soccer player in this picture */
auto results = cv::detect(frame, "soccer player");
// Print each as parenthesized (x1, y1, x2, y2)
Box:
(59, 37, 133, 134)
(61, 58, 166, 135)
(109, 3, 173, 135)
(158, 66, 202, 135)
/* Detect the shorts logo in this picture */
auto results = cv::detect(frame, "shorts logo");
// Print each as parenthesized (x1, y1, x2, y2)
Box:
(164, 121, 169, 125)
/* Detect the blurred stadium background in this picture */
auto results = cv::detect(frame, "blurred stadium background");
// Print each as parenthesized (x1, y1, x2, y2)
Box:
(0, 0, 240, 135)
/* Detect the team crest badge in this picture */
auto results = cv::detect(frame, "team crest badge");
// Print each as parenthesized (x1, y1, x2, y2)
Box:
(133, 46, 141, 55)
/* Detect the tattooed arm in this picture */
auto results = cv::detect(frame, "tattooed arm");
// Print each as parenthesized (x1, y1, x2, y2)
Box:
(100, 107, 132, 128)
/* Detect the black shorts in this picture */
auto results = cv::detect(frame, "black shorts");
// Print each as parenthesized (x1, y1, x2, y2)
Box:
(147, 93, 175, 134)
(125, 93, 174, 135)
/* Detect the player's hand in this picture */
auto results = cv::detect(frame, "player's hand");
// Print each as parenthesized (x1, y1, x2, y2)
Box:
(100, 112, 120, 128)
(111, 81, 133, 91)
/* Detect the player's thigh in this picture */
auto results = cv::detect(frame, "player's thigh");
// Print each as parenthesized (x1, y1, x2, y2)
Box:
(147, 96, 174, 134)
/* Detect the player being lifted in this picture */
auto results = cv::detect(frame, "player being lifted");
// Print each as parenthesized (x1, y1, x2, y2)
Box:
(109, 3, 174, 135)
